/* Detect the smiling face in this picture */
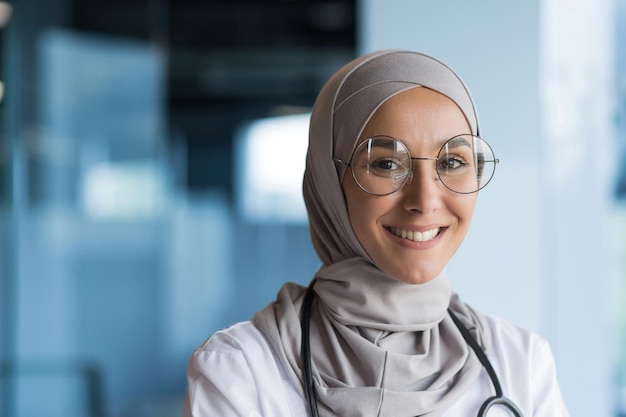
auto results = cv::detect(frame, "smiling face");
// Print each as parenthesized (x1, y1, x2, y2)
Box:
(342, 87, 478, 284)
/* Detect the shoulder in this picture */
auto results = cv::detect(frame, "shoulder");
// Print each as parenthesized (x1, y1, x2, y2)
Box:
(476, 313, 570, 416)
(482, 313, 544, 353)
(480, 313, 556, 369)
(194, 320, 271, 357)
(187, 321, 279, 385)
(184, 321, 305, 417)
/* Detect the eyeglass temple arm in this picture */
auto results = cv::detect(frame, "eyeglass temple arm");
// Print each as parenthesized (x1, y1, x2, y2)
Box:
(332, 157, 350, 167)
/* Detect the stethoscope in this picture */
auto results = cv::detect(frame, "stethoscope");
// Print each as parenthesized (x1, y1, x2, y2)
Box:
(300, 284, 524, 417)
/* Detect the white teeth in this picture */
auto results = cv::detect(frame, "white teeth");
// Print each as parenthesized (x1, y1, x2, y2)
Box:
(390, 227, 440, 242)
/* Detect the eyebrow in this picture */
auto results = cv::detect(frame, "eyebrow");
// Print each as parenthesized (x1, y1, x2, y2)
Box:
(364, 134, 472, 153)
(442, 136, 472, 148)
(364, 136, 402, 151)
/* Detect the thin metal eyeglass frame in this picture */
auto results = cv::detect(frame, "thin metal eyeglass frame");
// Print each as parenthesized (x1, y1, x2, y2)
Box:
(332, 135, 499, 196)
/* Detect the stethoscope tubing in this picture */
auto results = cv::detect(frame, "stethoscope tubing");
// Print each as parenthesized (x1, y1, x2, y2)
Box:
(301, 283, 320, 417)
(447, 308, 523, 417)
(300, 283, 524, 417)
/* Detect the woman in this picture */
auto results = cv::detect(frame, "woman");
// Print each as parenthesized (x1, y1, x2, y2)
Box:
(183, 49, 569, 416)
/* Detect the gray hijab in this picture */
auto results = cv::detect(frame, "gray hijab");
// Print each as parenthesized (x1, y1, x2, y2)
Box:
(254, 49, 489, 417)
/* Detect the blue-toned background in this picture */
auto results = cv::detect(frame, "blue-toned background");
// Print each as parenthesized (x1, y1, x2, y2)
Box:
(1, 1, 625, 416)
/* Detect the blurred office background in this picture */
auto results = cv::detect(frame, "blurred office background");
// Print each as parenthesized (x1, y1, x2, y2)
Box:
(0, 0, 624, 416)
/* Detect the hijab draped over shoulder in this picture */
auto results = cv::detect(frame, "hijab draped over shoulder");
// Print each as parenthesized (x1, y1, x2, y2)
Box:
(253, 49, 489, 417)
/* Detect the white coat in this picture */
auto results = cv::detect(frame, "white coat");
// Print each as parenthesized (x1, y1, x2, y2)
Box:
(183, 313, 569, 417)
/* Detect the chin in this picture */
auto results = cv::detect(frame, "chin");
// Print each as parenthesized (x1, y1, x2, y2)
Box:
(391, 267, 442, 285)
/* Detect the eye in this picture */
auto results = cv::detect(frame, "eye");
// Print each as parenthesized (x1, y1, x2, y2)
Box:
(438, 156, 468, 171)
(364, 157, 409, 179)
(371, 158, 402, 171)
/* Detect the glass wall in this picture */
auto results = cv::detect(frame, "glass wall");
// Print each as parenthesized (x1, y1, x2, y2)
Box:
(0, 1, 355, 416)
(613, 0, 626, 414)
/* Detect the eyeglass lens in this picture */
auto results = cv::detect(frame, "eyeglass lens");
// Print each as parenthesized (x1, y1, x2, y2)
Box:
(350, 135, 497, 195)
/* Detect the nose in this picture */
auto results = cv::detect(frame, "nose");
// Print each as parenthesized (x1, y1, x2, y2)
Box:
(401, 160, 442, 214)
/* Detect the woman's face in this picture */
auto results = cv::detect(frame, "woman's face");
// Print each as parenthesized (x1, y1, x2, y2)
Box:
(342, 87, 477, 284)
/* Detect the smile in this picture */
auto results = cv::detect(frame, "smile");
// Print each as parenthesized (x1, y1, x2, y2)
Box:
(388, 227, 441, 242)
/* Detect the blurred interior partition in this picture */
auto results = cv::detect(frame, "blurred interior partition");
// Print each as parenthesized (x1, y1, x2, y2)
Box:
(11, 27, 169, 417)
(0, 0, 355, 416)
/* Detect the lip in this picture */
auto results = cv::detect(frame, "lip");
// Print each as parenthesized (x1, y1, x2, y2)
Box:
(384, 224, 447, 249)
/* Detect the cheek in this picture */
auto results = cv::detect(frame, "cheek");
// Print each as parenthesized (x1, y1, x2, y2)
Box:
(451, 194, 478, 225)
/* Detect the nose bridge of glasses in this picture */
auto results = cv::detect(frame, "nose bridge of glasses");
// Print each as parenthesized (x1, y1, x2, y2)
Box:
(405, 156, 440, 190)
(410, 157, 438, 162)
(409, 156, 439, 178)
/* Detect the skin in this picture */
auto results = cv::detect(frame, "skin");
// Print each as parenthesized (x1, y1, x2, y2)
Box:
(342, 87, 478, 284)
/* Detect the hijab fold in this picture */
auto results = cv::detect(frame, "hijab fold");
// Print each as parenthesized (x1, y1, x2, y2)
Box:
(253, 50, 489, 417)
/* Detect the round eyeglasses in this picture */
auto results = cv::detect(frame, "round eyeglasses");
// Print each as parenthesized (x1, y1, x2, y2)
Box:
(334, 135, 499, 195)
